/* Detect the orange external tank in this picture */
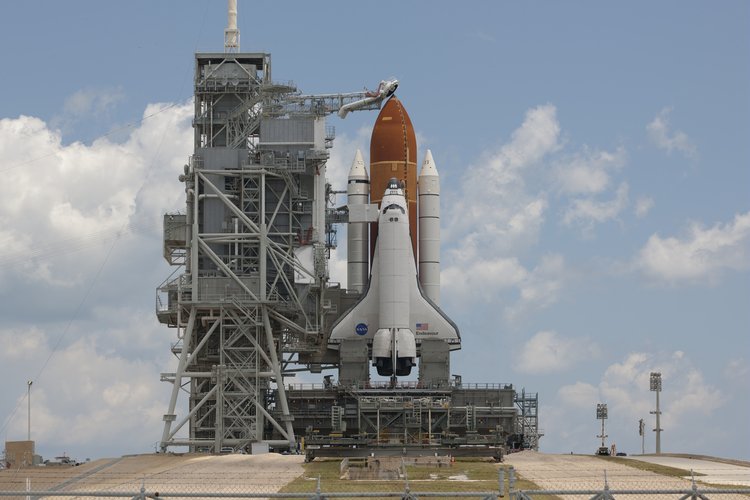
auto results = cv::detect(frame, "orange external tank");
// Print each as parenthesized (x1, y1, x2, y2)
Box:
(369, 96, 418, 261)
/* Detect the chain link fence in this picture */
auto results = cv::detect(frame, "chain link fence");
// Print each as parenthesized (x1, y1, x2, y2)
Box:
(508, 467, 750, 499)
(1, 466, 749, 499)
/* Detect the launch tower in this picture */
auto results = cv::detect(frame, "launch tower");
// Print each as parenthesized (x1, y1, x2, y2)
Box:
(156, 0, 539, 456)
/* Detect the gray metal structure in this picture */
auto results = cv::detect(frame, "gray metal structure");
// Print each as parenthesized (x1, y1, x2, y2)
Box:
(292, 381, 520, 460)
(596, 403, 608, 449)
(154, 5, 539, 456)
(515, 389, 541, 451)
(156, 48, 389, 452)
(650, 371, 663, 454)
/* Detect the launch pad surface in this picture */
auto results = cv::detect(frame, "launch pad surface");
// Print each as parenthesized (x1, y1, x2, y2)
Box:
(504, 451, 750, 492)
(0, 454, 305, 496)
(623, 455, 750, 487)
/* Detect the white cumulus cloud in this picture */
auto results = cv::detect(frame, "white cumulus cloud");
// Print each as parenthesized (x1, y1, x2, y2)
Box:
(635, 211, 750, 283)
(0, 101, 192, 286)
(647, 107, 697, 158)
(543, 350, 728, 455)
(62, 87, 125, 118)
(563, 182, 629, 230)
(514, 330, 600, 374)
(634, 196, 655, 218)
(1, 331, 171, 458)
(505, 254, 567, 320)
(442, 256, 529, 302)
(0, 100, 193, 460)
(446, 104, 560, 249)
(554, 146, 626, 195)
(50, 86, 126, 136)
(724, 358, 750, 387)
(441, 105, 563, 316)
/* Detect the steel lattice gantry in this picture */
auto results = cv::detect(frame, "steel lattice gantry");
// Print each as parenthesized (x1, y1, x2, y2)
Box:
(515, 389, 541, 451)
(157, 52, 334, 452)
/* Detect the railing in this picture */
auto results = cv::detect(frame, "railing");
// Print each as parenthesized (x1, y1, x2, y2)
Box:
(2, 467, 749, 499)
(285, 381, 515, 392)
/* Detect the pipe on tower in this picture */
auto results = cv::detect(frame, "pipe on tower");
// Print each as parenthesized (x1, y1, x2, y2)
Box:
(228, 0, 237, 29)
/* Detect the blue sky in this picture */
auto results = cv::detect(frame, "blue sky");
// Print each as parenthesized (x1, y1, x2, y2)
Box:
(0, 1, 748, 461)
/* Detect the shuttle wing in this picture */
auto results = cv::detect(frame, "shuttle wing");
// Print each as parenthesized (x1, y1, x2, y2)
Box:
(408, 277, 461, 348)
(329, 249, 382, 343)
(329, 242, 460, 348)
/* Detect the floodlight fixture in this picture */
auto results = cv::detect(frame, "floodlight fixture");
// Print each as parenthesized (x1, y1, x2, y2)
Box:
(596, 403, 608, 420)
(650, 372, 662, 392)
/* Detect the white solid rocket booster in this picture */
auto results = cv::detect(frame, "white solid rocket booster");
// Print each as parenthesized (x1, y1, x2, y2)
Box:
(347, 150, 369, 292)
(418, 150, 440, 304)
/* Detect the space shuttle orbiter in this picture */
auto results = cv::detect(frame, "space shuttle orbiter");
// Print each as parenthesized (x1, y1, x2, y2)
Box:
(329, 178, 460, 377)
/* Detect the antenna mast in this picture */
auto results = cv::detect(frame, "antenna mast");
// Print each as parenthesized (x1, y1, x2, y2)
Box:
(224, 0, 240, 52)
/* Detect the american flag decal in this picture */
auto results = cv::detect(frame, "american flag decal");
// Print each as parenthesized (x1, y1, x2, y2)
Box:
(416, 323, 429, 331)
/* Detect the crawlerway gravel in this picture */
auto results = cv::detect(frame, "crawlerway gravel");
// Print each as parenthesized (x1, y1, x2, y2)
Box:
(504, 450, 750, 499)
(0, 453, 305, 495)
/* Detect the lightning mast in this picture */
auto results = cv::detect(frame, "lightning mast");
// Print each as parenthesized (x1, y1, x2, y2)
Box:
(224, 0, 240, 52)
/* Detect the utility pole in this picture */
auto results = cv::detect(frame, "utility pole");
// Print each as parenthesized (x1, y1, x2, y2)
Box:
(650, 372, 663, 454)
(27, 380, 33, 441)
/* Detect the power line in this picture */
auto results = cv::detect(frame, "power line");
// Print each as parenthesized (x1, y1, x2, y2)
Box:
(0, 0, 213, 444)
(0, 102, 187, 175)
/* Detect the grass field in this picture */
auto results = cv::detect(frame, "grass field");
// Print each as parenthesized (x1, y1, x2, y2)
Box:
(278, 457, 550, 498)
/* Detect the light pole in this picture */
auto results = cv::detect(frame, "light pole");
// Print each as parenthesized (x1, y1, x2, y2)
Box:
(27, 381, 33, 441)
(596, 403, 608, 450)
(650, 372, 662, 454)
